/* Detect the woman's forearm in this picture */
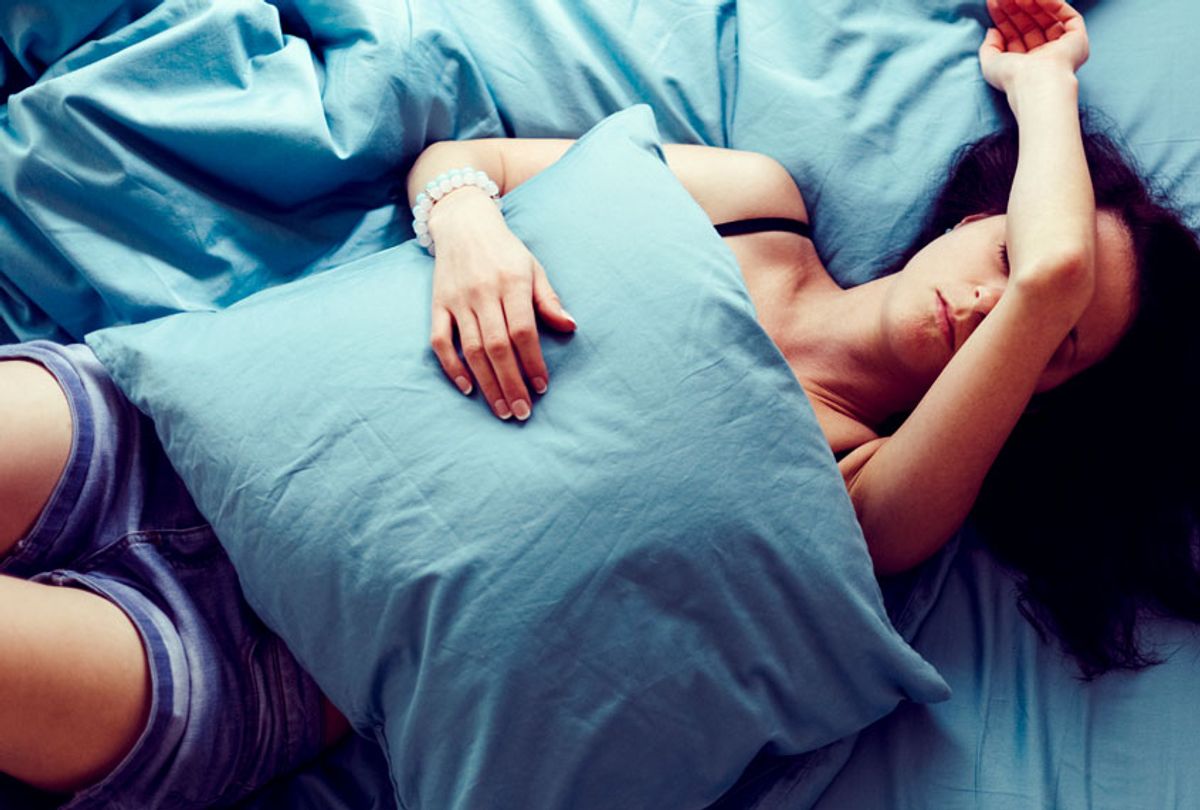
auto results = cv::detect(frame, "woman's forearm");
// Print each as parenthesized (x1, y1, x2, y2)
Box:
(1004, 70, 1096, 291)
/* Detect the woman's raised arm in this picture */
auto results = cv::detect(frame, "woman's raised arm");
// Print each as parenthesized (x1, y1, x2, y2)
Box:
(840, 0, 1097, 574)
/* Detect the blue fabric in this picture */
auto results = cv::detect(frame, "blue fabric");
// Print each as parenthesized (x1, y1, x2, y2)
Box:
(0, 1, 155, 81)
(0, 341, 325, 809)
(0, 0, 733, 343)
(87, 105, 948, 810)
(807, 529, 1200, 810)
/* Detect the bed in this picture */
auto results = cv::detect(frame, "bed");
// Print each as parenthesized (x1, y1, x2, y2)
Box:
(2, 1, 1198, 808)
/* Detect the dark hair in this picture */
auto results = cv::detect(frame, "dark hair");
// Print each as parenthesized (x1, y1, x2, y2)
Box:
(894, 116, 1200, 679)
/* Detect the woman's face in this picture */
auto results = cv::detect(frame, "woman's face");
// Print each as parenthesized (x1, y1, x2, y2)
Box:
(883, 210, 1137, 392)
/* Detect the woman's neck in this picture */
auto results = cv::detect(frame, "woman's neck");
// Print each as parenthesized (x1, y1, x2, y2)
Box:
(747, 261, 925, 430)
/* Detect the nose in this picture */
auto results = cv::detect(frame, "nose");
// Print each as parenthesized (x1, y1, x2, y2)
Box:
(972, 283, 1004, 317)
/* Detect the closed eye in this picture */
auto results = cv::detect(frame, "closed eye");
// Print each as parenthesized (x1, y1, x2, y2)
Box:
(998, 242, 1010, 275)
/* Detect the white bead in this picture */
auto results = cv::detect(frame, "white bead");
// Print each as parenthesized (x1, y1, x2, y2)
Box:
(412, 167, 503, 256)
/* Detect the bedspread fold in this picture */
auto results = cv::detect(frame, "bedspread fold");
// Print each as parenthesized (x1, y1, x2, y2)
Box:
(0, 0, 736, 342)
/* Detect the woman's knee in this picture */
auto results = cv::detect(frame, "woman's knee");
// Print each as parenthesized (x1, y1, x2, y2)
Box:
(0, 575, 152, 795)
(0, 360, 73, 557)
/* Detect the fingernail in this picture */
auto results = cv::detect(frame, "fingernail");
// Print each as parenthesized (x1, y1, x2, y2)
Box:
(512, 400, 531, 421)
(562, 309, 577, 327)
(532, 377, 548, 394)
(455, 376, 472, 395)
(494, 399, 512, 419)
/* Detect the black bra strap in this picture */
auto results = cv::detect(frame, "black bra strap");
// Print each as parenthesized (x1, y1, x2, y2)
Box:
(714, 217, 812, 239)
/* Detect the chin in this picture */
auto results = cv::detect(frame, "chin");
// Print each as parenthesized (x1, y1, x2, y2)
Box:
(888, 332, 944, 396)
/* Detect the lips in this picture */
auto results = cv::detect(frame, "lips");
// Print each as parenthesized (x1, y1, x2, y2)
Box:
(935, 291, 955, 351)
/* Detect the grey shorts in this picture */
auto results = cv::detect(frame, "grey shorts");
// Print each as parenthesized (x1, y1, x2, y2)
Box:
(0, 341, 325, 809)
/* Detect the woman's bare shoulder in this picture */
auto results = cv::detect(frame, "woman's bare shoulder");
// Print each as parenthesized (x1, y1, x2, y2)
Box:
(661, 144, 808, 226)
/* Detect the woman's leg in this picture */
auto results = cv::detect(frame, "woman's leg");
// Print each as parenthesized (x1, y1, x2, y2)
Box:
(0, 575, 151, 794)
(0, 359, 151, 794)
(1, 360, 72, 554)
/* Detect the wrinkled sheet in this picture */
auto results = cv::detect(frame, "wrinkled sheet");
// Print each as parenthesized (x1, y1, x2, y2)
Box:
(3, 0, 1200, 807)
(2, 0, 1197, 339)
(810, 529, 1200, 810)
(0, 0, 734, 343)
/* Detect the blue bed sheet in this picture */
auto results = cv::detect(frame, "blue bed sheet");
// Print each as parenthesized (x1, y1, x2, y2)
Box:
(811, 529, 1200, 810)
(0, 0, 734, 343)
(711, 527, 1200, 810)
(3, 0, 1200, 807)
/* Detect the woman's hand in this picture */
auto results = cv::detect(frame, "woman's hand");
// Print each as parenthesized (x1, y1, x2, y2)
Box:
(979, 0, 1088, 93)
(427, 188, 577, 421)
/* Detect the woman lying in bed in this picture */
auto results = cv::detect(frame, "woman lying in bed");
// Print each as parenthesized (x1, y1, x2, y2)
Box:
(411, 0, 1118, 576)
(410, 0, 1200, 673)
(0, 0, 1196, 805)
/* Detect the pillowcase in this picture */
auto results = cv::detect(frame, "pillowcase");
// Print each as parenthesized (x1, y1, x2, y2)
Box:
(88, 105, 948, 810)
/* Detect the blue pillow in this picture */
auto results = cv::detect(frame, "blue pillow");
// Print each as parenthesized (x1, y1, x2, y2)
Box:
(732, 0, 1200, 287)
(87, 105, 948, 810)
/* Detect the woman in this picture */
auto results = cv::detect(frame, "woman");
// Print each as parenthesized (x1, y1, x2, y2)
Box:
(406, 0, 1200, 672)
(0, 0, 1194, 805)
(407, 0, 1115, 573)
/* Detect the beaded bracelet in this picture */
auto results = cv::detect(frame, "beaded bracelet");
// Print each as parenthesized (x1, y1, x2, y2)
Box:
(411, 166, 502, 256)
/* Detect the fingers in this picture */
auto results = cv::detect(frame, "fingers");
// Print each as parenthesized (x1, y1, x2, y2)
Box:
(1017, 0, 1058, 30)
(1009, 0, 1048, 49)
(431, 307, 473, 395)
(989, 0, 1078, 52)
(438, 303, 540, 422)
(531, 262, 578, 334)
(456, 312, 514, 420)
(985, 0, 1088, 73)
(476, 304, 532, 420)
(1034, 0, 1083, 27)
(991, 0, 1035, 51)
(429, 249, 571, 423)
(987, 0, 1027, 53)
(980, 26, 1004, 55)
(501, 291, 550, 397)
